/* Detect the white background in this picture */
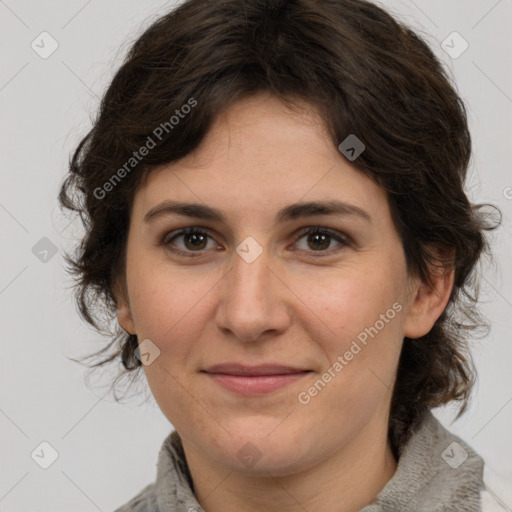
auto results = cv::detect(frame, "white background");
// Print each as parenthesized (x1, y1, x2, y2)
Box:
(1, 0, 511, 510)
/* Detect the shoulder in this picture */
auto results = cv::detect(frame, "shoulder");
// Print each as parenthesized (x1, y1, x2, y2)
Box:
(480, 464, 512, 512)
(427, 413, 512, 512)
(111, 429, 200, 512)
(112, 483, 158, 512)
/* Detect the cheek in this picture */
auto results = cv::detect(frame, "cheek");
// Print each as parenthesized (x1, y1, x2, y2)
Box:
(127, 265, 215, 426)
(127, 253, 210, 345)
(289, 270, 405, 452)
(304, 265, 403, 347)
(298, 265, 405, 402)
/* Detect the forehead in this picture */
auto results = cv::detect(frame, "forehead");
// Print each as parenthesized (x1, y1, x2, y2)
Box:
(133, 93, 391, 229)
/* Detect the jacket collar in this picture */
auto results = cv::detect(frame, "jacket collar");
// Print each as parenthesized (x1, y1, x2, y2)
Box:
(152, 411, 484, 511)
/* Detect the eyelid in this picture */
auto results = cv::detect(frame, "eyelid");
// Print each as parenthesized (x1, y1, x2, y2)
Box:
(161, 226, 220, 252)
(161, 225, 352, 257)
(293, 225, 353, 246)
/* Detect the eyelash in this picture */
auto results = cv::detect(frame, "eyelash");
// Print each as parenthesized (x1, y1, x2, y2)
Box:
(161, 226, 352, 258)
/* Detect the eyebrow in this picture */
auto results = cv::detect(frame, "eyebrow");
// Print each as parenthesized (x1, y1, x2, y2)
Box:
(143, 199, 372, 224)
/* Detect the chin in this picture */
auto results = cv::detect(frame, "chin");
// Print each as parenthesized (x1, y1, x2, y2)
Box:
(208, 419, 317, 477)
(217, 443, 314, 478)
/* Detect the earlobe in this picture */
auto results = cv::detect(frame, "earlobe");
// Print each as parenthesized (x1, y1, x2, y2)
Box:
(403, 264, 454, 339)
(113, 279, 136, 335)
(117, 303, 136, 335)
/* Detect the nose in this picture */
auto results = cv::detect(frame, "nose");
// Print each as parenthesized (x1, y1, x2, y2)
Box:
(215, 246, 292, 343)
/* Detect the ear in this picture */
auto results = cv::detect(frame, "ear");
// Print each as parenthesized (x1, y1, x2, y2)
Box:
(113, 278, 136, 335)
(403, 250, 455, 339)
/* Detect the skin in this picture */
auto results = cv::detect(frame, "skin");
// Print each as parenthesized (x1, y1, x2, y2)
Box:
(116, 92, 454, 512)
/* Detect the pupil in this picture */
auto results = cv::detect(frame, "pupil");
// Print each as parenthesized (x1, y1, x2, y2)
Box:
(186, 233, 206, 250)
(309, 233, 329, 250)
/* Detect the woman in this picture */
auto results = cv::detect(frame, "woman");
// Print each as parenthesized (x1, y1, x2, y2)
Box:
(59, 0, 504, 510)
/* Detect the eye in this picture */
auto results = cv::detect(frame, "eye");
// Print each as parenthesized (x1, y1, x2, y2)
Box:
(162, 225, 351, 258)
(162, 227, 219, 256)
(292, 226, 351, 255)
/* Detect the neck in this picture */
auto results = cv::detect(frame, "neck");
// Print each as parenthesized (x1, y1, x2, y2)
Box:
(181, 416, 397, 512)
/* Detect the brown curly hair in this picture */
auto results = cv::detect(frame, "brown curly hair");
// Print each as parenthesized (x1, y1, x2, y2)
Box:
(58, 0, 500, 456)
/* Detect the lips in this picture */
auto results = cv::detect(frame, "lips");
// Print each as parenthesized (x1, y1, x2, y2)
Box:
(201, 363, 312, 395)
(202, 363, 310, 376)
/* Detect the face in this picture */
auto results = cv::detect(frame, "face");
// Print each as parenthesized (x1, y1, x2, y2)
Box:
(117, 92, 445, 477)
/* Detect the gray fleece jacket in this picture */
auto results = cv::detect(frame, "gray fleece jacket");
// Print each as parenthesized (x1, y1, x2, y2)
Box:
(113, 411, 500, 511)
